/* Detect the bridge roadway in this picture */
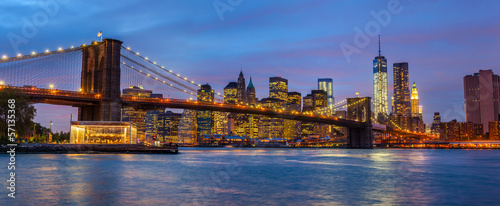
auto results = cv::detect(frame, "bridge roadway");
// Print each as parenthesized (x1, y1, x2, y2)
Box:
(2, 86, 370, 128)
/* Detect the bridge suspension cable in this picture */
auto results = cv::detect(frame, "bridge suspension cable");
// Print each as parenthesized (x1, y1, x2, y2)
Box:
(121, 46, 225, 99)
(121, 62, 197, 97)
(120, 55, 198, 93)
(0, 46, 83, 91)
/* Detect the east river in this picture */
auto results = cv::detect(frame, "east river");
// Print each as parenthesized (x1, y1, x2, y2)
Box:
(1, 148, 500, 205)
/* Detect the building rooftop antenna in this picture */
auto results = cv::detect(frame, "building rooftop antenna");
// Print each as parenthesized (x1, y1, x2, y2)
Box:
(378, 34, 381, 57)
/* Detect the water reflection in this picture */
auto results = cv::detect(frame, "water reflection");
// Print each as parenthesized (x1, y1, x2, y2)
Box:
(1, 149, 499, 205)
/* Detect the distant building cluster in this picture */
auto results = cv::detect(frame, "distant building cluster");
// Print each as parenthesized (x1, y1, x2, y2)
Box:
(119, 70, 342, 144)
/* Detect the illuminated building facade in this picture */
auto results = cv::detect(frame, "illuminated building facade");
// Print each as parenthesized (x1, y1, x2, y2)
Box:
(301, 90, 329, 137)
(196, 84, 214, 142)
(269, 76, 288, 102)
(312, 90, 330, 137)
(70, 121, 137, 144)
(285, 92, 301, 140)
(237, 70, 246, 104)
(312, 90, 327, 110)
(373, 35, 388, 121)
(235, 71, 250, 136)
(157, 111, 181, 143)
(464, 70, 500, 133)
(247, 77, 257, 106)
(318, 78, 334, 113)
(490, 121, 500, 140)
(411, 82, 420, 117)
(121, 86, 152, 142)
(145, 109, 164, 141)
(301, 94, 315, 136)
(393, 62, 412, 131)
(411, 82, 424, 132)
(439, 120, 484, 141)
(258, 98, 285, 139)
(247, 77, 259, 138)
(431, 112, 441, 135)
(178, 109, 197, 144)
(224, 82, 238, 104)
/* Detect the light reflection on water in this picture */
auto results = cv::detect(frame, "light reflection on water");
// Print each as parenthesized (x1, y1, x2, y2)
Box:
(1, 148, 500, 205)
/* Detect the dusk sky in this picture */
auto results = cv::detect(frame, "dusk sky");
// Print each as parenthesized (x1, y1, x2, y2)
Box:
(1, 0, 499, 132)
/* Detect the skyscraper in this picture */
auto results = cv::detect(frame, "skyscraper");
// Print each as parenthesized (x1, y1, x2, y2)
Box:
(464, 70, 500, 133)
(411, 82, 424, 132)
(246, 77, 258, 138)
(269, 76, 288, 102)
(237, 70, 246, 104)
(411, 82, 420, 118)
(393, 62, 411, 131)
(431, 112, 441, 135)
(224, 82, 238, 104)
(247, 77, 256, 106)
(197, 84, 214, 142)
(285, 92, 301, 139)
(373, 35, 388, 121)
(318, 78, 334, 113)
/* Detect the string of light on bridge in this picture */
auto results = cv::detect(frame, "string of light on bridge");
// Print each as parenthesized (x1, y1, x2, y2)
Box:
(121, 46, 225, 99)
(0, 46, 83, 63)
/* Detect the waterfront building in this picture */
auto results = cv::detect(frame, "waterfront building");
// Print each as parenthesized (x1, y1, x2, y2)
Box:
(157, 111, 182, 143)
(464, 70, 500, 133)
(318, 78, 334, 113)
(145, 109, 163, 141)
(438, 120, 484, 141)
(269, 76, 288, 102)
(70, 121, 137, 144)
(121, 86, 153, 142)
(490, 121, 500, 140)
(373, 35, 389, 121)
(393, 62, 412, 131)
(196, 84, 214, 142)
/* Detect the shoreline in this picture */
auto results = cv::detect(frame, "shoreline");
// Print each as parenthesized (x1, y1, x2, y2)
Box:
(1, 144, 498, 154)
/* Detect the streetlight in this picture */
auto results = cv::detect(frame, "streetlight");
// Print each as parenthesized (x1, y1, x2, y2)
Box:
(49, 121, 53, 143)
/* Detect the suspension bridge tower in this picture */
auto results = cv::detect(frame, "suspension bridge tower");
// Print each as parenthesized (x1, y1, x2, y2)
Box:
(346, 97, 373, 148)
(79, 39, 123, 121)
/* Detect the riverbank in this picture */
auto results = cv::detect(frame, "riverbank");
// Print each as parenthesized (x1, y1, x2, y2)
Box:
(0, 144, 178, 154)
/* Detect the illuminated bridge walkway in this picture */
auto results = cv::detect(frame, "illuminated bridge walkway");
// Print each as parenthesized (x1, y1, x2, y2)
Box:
(0, 38, 432, 148)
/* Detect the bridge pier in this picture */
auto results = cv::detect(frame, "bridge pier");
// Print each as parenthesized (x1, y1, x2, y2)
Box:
(347, 126, 373, 149)
(79, 39, 123, 121)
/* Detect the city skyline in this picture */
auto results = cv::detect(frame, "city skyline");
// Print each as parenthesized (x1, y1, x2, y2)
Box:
(1, 0, 499, 132)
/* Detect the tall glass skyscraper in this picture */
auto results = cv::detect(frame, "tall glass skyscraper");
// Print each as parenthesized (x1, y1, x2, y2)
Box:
(318, 78, 334, 112)
(393, 62, 411, 130)
(373, 35, 388, 120)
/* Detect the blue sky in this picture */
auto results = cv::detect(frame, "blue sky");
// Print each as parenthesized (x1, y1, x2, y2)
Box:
(1, 0, 499, 132)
